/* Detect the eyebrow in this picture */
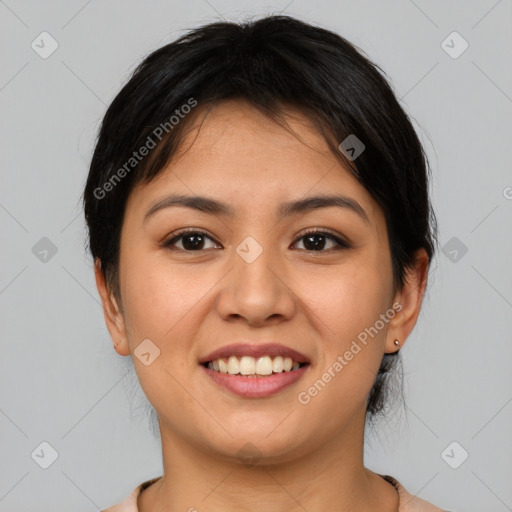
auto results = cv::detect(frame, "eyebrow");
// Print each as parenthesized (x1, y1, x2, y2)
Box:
(144, 193, 370, 224)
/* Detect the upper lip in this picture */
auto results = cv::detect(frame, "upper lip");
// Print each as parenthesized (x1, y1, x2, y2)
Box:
(198, 343, 310, 364)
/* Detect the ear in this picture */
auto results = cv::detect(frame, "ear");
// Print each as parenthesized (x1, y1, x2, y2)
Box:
(385, 248, 430, 354)
(94, 259, 131, 356)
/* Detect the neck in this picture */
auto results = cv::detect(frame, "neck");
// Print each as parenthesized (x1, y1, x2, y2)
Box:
(139, 410, 398, 512)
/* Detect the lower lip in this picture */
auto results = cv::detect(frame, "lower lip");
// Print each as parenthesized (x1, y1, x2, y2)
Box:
(200, 364, 310, 398)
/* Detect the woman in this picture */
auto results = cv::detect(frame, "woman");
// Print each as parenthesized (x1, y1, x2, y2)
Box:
(83, 14, 447, 512)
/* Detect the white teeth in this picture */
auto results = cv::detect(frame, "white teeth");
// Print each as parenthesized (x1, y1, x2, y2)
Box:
(273, 356, 284, 373)
(227, 356, 239, 375)
(256, 356, 273, 375)
(206, 355, 304, 375)
(239, 356, 256, 375)
(218, 358, 228, 373)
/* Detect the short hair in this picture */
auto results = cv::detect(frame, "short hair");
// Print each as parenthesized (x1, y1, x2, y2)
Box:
(83, 14, 438, 421)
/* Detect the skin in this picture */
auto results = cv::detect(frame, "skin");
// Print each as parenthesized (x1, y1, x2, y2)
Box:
(95, 98, 429, 512)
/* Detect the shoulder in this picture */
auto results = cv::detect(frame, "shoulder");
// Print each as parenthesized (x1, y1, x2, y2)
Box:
(101, 477, 161, 512)
(101, 485, 140, 512)
(381, 475, 449, 511)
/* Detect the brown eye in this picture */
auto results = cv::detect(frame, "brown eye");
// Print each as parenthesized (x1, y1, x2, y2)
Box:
(163, 230, 220, 251)
(162, 228, 350, 253)
(292, 230, 351, 252)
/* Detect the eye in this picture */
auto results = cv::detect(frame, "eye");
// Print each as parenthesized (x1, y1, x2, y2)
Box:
(162, 229, 220, 251)
(162, 228, 351, 253)
(292, 229, 351, 252)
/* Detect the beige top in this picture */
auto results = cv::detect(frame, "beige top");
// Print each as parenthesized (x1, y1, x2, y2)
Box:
(102, 474, 449, 511)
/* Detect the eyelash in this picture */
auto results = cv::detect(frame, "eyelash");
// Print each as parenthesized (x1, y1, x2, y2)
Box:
(162, 228, 351, 253)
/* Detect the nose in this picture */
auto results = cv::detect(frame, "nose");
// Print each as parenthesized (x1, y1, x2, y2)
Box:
(215, 239, 296, 327)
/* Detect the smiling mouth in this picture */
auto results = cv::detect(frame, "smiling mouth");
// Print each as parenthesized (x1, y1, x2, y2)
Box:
(201, 355, 309, 377)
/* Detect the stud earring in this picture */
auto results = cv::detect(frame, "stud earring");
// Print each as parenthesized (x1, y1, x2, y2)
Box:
(393, 339, 400, 351)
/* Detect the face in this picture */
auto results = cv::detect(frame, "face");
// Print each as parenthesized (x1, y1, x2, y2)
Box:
(98, 99, 424, 464)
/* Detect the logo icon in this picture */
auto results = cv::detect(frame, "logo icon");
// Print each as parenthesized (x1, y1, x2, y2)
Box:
(31, 32, 59, 59)
(441, 31, 469, 59)
(441, 441, 469, 469)
(134, 339, 161, 366)
(236, 236, 263, 264)
(32, 237, 58, 263)
(237, 442, 262, 467)
(31, 441, 59, 469)
(338, 134, 365, 161)
(442, 236, 468, 263)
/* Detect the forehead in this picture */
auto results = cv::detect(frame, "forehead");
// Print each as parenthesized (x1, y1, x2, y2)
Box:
(173, 98, 337, 165)
(127, 99, 380, 224)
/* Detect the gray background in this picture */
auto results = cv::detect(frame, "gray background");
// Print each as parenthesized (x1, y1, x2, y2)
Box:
(1, 0, 511, 511)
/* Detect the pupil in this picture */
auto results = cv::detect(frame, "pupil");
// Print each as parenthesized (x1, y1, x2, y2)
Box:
(304, 234, 325, 251)
(183, 234, 204, 250)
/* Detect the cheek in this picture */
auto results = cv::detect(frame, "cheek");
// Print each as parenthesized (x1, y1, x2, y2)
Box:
(297, 252, 392, 405)
(306, 255, 392, 344)
(118, 255, 210, 416)
(120, 251, 208, 343)
(296, 287, 390, 431)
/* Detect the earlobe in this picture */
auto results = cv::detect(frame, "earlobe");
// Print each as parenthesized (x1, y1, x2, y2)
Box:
(94, 259, 131, 356)
(385, 248, 430, 353)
